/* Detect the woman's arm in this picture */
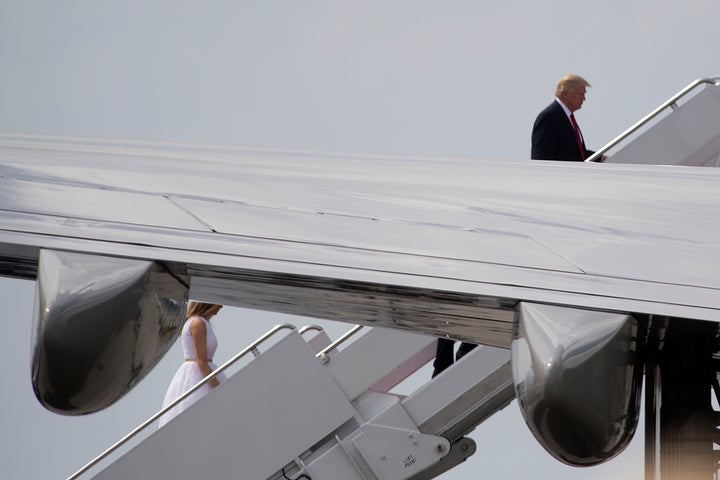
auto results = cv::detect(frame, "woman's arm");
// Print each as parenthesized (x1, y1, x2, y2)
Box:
(189, 317, 220, 388)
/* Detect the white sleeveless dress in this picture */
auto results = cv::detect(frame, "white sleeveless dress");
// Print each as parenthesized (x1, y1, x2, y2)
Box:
(159, 316, 227, 427)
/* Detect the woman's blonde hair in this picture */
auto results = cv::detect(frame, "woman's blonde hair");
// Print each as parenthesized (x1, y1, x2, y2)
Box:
(186, 301, 221, 320)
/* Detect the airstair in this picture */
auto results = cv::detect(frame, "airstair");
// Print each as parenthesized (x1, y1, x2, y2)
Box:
(58, 76, 720, 480)
(67, 325, 514, 480)
(60, 77, 720, 480)
(587, 76, 720, 166)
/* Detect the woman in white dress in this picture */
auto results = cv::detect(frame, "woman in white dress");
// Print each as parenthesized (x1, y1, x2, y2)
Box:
(159, 302, 227, 427)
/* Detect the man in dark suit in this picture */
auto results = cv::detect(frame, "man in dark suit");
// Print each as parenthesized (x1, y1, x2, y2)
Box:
(433, 75, 597, 379)
(531, 74, 596, 161)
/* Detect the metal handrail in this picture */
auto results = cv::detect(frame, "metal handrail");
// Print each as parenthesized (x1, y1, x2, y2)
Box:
(586, 77, 720, 163)
(298, 324, 324, 335)
(66, 323, 297, 480)
(317, 324, 364, 359)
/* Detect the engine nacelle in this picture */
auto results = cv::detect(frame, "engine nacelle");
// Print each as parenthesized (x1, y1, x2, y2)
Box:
(32, 249, 188, 415)
(512, 302, 644, 466)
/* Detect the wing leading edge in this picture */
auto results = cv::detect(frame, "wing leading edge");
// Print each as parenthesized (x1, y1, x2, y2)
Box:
(2, 135, 719, 469)
(0, 134, 717, 334)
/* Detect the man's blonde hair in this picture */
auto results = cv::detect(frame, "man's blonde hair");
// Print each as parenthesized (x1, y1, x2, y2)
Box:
(555, 74, 591, 97)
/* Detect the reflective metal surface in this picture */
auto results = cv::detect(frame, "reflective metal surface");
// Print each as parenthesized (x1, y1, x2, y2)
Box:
(0, 136, 718, 325)
(32, 249, 188, 414)
(0, 135, 717, 413)
(512, 302, 643, 466)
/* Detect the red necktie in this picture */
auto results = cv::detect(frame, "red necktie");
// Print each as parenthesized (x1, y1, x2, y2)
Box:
(570, 113, 585, 160)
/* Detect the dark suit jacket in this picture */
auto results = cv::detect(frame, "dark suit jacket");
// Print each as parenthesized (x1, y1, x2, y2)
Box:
(531, 100, 594, 161)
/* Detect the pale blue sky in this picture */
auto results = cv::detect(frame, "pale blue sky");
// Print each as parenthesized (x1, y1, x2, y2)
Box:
(1, 1, 718, 478)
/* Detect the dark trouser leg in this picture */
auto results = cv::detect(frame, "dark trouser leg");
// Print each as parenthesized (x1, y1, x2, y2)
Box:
(433, 338, 456, 378)
(456, 342, 477, 361)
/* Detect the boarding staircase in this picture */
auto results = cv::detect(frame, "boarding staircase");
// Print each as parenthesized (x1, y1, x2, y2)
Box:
(587, 76, 720, 166)
(68, 324, 514, 480)
(65, 76, 720, 480)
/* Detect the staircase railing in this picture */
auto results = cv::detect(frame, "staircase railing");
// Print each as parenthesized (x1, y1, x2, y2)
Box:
(586, 77, 720, 163)
(66, 323, 297, 480)
(317, 324, 364, 362)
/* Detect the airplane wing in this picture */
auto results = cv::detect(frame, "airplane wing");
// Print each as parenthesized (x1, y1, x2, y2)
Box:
(2, 134, 720, 472)
(1, 133, 717, 339)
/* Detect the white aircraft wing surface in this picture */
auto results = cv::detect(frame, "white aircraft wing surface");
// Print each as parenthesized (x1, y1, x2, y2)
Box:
(0, 134, 718, 348)
(4, 134, 720, 475)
